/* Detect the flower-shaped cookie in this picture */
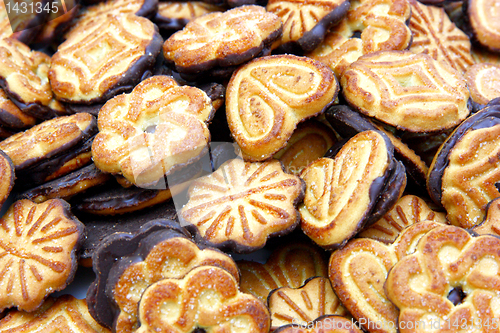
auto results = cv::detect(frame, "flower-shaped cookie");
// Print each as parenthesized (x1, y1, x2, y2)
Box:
(180, 158, 305, 252)
(385, 225, 500, 332)
(92, 75, 214, 187)
(163, 5, 283, 79)
(0, 199, 84, 312)
(136, 266, 270, 333)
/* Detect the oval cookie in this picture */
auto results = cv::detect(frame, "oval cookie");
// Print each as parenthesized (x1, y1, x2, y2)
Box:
(465, 63, 500, 106)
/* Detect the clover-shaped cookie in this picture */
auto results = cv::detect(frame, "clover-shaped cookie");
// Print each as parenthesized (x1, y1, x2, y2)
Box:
(341, 51, 470, 132)
(163, 5, 282, 79)
(330, 221, 444, 333)
(136, 266, 270, 333)
(226, 54, 338, 161)
(50, 13, 162, 104)
(308, 0, 412, 77)
(385, 225, 500, 332)
(180, 158, 305, 252)
(0, 199, 84, 312)
(92, 75, 214, 187)
(268, 277, 349, 330)
(238, 242, 329, 303)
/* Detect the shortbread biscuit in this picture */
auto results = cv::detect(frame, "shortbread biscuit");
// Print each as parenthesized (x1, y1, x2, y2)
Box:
(330, 221, 443, 333)
(0, 150, 14, 210)
(92, 75, 214, 187)
(472, 197, 500, 237)
(273, 120, 337, 176)
(341, 51, 470, 132)
(268, 277, 348, 330)
(273, 315, 363, 333)
(427, 104, 500, 228)
(154, 1, 224, 33)
(180, 158, 305, 252)
(267, 0, 350, 53)
(136, 266, 270, 333)
(385, 225, 500, 332)
(465, 0, 500, 52)
(465, 63, 500, 106)
(409, 0, 474, 73)
(299, 131, 402, 249)
(238, 242, 328, 303)
(359, 195, 446, 243)
(0, 89, 36, 130)
(163, 5, 282, 79)
(50, 14, 162, 104)
(308, 0, 412, 77)
(226, 54, 338, 161)
(0, 199, 84, 312)
(0, 295, 110, 332)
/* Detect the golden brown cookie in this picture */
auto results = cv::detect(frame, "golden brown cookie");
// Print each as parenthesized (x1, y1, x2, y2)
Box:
(466, 0, 500, 52)
(359, 195, 447, 243)
(154, 1, 225, 33)
(330, 221, 444, 333)
(92, 75, 214, 187)
(273, 120, 337, 176)
(266, 0, 350, 53)
(136, 266, 270, 333)
(299, 131, 398, 249)
(308, 0, 412, 77)
(341, 51, 470, 132)
(50, 13, 162, 104)
(180, 158, 305, 252)
(238, 242, 329, 303)
(465, 63, 500, 106)
(0, 89, 36, 130)
(273, 315, 363, 333)
(472, 197, 500, 237)
(385, 225, 500, 332)
(226, 54, 338, 161)
(0, 295, 110, 332)
(163, 5, 282, 79)
(409, 0, 474, 73)
(0, 199, 84, 312)
(268, 277, 349, 330)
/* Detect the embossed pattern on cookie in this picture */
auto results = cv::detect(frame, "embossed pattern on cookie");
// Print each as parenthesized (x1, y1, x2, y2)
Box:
(0, 199, 83, 312)
(91, 76, 214, 187)
(466, 0, 500, 52)
(226, 54, 338, 161)
(268, 277, 348, 330)
(180, 158, 305, 252)
(136, 266, 270, 333)
(409, 0, 474, 73)
(341, 51, 470, 132)
(359, 195, 446, 243)
(465, 63, 500, 106)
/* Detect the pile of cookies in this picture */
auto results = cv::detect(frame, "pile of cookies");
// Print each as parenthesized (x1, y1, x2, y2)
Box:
(0, 0, 499, 331)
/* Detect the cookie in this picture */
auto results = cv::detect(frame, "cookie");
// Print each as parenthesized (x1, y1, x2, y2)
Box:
(273, 120, 337, 176)
(325, 104, 428, 189)
(163, 5, 282, 80)
(299, 130, 404, 249)
(136, 266, 270, 333)
(273, 315, 363, 333)
(341, 51, 470, 132)
(385, 225, 500, 332)
(409, 0, 474, 73)
(359, 195, 447, 243)
(465, 0, 500, 52)
(427, 104, 500, 228)
(238, 242, 329, 303)
(91, 75, 214, 187)
(154, 1, 224, 34)
(50, 13, 162, 104)
(471, 197, 500, 237)
(308, 0, 412, 77)
(330, 221, 444, 333)
(0, 199, 84, 312)
(180, 158, 305, 252)
(0, 149, 14, 211)
(266, 0, 350, 53)
(268, 277, 348, 330)
(0, 89, 36, 130)
(0, 295, 110, 332)
(17, 163, 112, 204)
(226, 54, 338, 161)
(0, 112, 97, 188)
(465, 63, 500, 108)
